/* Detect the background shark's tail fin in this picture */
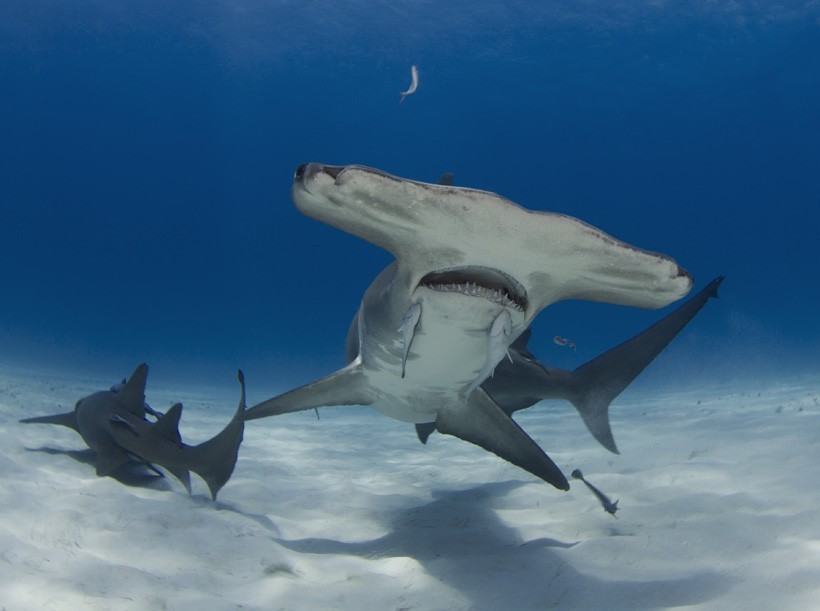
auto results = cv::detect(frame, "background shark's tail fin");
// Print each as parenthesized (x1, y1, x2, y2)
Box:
(186, 370, 246, 500)
(568, 276, 724, 453)
(20, 410, 79, 431)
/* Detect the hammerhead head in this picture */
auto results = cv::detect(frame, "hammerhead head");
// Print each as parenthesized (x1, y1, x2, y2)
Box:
(245, 163, 694, 491)
(21, 364, 245, 500)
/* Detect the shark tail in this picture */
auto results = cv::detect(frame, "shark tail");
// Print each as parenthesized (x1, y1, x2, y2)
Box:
(20, 410, 79, 431)
(567, 276, 724, 453)
(185, 370, 246, 501)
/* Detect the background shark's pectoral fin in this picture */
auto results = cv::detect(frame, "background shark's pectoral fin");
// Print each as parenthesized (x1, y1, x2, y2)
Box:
(95, 443, 131, 476)
(435, 389, 569, 491)
(245, 362, 372, 421)
(20, 411, 79, 431)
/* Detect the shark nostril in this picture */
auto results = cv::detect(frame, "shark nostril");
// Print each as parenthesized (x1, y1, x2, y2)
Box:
(294, 164, 308, 182)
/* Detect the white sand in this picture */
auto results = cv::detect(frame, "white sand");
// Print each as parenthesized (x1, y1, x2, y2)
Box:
(2, 366, 819, 610)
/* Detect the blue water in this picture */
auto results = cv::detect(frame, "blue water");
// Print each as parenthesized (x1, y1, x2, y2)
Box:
(1, 2, 818, 389)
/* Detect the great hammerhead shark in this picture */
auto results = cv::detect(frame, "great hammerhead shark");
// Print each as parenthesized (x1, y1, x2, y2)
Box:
(245, 163, 697, 491)
(21, 364, 245, 500)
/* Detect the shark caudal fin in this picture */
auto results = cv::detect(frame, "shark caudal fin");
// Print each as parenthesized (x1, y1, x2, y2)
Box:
(20, 410, 79, 431)
(186, 370, 246, 501)
(567, 276, 724, 453)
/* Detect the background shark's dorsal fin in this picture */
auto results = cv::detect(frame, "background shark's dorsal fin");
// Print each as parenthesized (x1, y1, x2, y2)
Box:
(156, 403, 183, 445)
(119, 363, 149, 416)
(437, 172, 454, 186)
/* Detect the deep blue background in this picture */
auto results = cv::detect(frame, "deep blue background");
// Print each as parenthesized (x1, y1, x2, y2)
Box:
(1, 1, 818, 393)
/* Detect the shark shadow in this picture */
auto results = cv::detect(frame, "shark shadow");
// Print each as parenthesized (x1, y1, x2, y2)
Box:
(275, 481, 732, 609)
(24, 446, 172, 490)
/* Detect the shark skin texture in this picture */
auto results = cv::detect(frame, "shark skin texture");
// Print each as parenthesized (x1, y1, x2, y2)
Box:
(246, 163, 696, 492)
(21, 364, 246, 500)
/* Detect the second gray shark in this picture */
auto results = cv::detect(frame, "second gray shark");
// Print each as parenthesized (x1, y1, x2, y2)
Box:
(21, 364, 245, 500)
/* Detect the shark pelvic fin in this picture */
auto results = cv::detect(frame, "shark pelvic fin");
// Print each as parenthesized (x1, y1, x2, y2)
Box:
(436, 389, 569, 490)
(415, 422, 436, 444)
(245, 362, 372, 421)
(166, 466, 192, 494)
(398, 303, 421, 378)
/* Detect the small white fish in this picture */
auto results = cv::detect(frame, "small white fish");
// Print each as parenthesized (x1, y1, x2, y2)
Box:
(397, 303, 422, 378)
(553, 335, 576, 351)
(466, 310, 513, 397)
(400, 65, 419, 103)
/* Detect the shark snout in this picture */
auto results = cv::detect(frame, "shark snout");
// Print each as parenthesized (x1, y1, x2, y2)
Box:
(294, 163, 308, 182)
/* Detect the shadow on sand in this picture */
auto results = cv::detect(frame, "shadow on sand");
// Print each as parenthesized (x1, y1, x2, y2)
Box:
(25, 446, 172, 491)
(274, 480, 732, 609)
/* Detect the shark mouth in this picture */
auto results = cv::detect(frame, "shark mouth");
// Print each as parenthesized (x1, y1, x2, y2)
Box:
(419, 267, 528, 312)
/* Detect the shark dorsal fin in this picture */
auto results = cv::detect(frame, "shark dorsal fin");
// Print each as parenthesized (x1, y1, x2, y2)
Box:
(118, 363, 149, 416)
(156, 403, 183, 446)
(437, 172, 454, 186)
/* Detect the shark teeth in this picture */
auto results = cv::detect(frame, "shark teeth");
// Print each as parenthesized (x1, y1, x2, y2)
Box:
(425, 282, 524, 312)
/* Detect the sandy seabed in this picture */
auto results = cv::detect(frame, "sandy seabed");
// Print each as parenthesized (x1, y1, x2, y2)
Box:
(1, 366, 819, 610)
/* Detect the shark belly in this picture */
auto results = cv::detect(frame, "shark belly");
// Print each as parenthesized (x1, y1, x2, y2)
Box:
(357, 266, 524, 423)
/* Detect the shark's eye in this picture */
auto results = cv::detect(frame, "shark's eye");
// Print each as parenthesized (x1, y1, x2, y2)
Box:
(294, 164, 307, 181)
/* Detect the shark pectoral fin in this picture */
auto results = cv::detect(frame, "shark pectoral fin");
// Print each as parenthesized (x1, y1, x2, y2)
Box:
(20, 411, 79, 431)
(156, 403, 183, 446)
(436, 389, 569, 491)
(245, 362, 372, 421)
(95, 444, 131, 476)
(415, 422, 436, 444)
